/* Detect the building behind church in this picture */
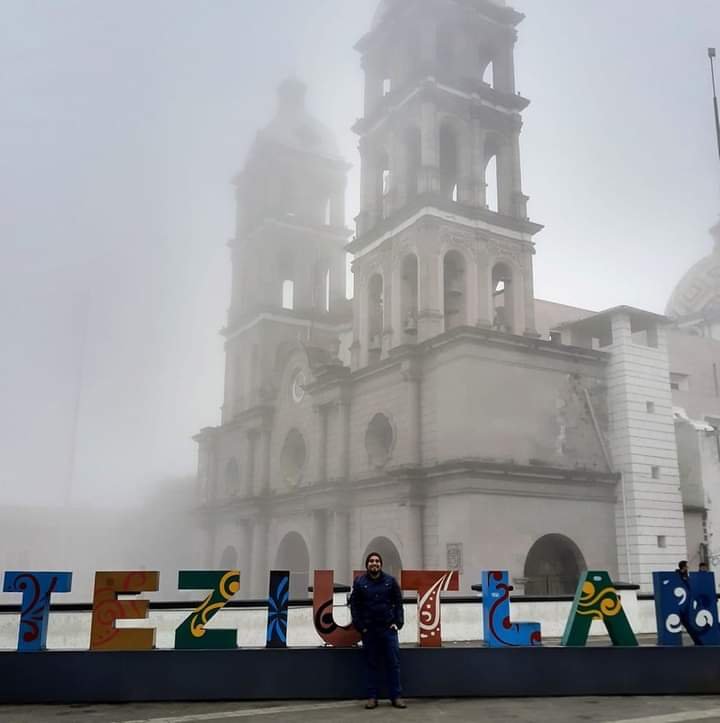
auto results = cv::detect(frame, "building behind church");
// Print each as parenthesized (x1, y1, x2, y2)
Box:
(194, 0, 720, 597)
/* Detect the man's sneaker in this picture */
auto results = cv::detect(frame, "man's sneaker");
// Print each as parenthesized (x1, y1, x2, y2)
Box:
(365, 699, 378, 709)
(391, 698, 407, 709)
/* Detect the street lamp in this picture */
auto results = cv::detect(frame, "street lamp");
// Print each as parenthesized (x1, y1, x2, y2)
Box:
(710, 48, 720, 162)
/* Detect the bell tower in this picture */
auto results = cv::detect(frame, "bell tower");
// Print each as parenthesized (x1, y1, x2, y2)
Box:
(349, 0, 542, 369)
(223, 78, 351, 422)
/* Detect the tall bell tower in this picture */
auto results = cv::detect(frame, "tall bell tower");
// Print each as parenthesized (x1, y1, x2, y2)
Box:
(349, 0, 542, 369)
(223, 78, 352, 422)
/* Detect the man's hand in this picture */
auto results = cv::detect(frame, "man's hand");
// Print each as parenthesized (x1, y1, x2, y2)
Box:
(390, 624, 398, 631)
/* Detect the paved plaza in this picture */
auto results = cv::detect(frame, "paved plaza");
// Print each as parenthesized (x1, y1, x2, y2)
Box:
(3, 698, 720, 723)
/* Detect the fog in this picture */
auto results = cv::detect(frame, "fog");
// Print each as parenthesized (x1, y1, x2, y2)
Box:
(1, 1, 719, 597)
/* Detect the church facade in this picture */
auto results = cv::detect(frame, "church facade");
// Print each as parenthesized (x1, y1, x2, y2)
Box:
(194, 0, 718, 597)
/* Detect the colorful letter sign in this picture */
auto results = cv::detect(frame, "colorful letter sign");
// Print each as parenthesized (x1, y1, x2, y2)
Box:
(481, 570, 541, 647)
(562, 571, 637, 647)
(266, 571, 289, 648)
(3, 571, 72, 652)
(175, 570, 241, 649)
(401, 570, 458, 647)
(312, 570, 360, 647)
(653, 571, 720, 646)
(90, 571, 159, 651)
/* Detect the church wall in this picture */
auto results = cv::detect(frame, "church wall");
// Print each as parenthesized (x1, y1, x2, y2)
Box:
(347, 367, 413, 477)
(421, 341, 609, 470)
(668, 328, 720, 419)
(434, 490, 618, 588)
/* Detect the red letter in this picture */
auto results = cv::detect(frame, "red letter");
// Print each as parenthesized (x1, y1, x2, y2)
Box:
(401, 570, 458, 647)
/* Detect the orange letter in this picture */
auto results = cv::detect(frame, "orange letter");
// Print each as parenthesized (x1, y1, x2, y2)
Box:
(401, 570, 458, 647)
(90, 571, 159, 650)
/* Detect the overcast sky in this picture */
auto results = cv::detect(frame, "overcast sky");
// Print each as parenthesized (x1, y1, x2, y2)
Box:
(1, 0, 719, 509)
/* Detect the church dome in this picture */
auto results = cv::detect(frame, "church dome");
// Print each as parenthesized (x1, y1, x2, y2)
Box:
(666, 219, 720, 319)
(258, 77, 340, 160)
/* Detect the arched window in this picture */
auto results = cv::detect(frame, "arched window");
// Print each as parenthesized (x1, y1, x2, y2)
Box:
(279, 429, 306, 486)
(363, 537, 403, 581)
(282, 280, 295, 310)
(376, 150, 391, 220)
(365, 413, 394, 468)
(400, 254, 418, 340)
(224, 458, 241, 496)
(481, 59, 494, 87)
(404, 127, 421, 201)
(367, 274, 384, 363)
(275, 532, 310, 599)
(383, 77, 392, 96)
(439, 124, 459, 201)
(524, 534, 587, 596)
(484, 138, 499, 212)
(492, 262, 513, 333)
(444, 250, 466, 330)
(325, 269, 331, 312)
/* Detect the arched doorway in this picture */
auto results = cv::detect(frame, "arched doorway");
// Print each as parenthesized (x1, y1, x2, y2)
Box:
(275, 532, 310, 599)
(523, 534, 586, 596)
(362, 537, 402, 581)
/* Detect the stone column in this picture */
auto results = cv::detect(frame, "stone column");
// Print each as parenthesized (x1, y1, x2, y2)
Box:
(326, 509, 351, 585)
(311, 509, 327, 572)
(476, 255, 492, 328)
(401, 358, 422, 466)
(246, 430, 258, 495)
(339, 391, 352, 482)
(523, 252, 538, 336)
(381, 259, 393, 359)
(315, 404, 329, 484)
(497, 140, 514, 216)
(494, 38, 516, 94)
(471, 122, 486, 208)
(419, 100, 439, 194)
(250, 517, 269, 598)
(417, 228, 444, 341)
(259, 427, 272, 494)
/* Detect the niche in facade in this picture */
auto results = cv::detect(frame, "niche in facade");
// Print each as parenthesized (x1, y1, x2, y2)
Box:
(365, 413, 394, 469)
(367, 274, 384, 363)
(401, 254, 419, 339)
(492, 262, 514, 333)
(444, 250, 466, 330)
(280, 429, 306, 486)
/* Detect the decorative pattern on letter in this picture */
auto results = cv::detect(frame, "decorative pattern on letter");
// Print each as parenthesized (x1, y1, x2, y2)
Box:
(266, 570, 289, 648)
(312, 570, 360, 647)
(652, 571, 720, 646)
(481, 570, 541, 648)
(3, 571, 72, 652)
(89, 571, 159, 651)
(175, 570, 241, 650)
(401, 570, 459, 647)
(561, 571, 637, 647)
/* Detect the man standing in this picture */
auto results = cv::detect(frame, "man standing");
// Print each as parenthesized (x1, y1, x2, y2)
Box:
(350, 552, 406, 710)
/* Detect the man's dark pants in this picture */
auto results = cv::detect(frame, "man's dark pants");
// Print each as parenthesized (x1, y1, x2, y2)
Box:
(362, 627, 401, 700)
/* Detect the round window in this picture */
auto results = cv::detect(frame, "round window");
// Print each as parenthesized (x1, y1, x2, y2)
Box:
(291, 370, 306, 404)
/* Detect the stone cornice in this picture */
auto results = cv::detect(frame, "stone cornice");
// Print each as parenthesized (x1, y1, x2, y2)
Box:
(347, 203, 542, 256)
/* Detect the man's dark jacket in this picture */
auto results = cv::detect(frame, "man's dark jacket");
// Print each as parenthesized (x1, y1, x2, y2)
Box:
(350, 571, 404, 632)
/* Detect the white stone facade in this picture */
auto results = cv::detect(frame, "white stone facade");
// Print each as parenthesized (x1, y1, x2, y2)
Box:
(194, 0, 701, 598)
